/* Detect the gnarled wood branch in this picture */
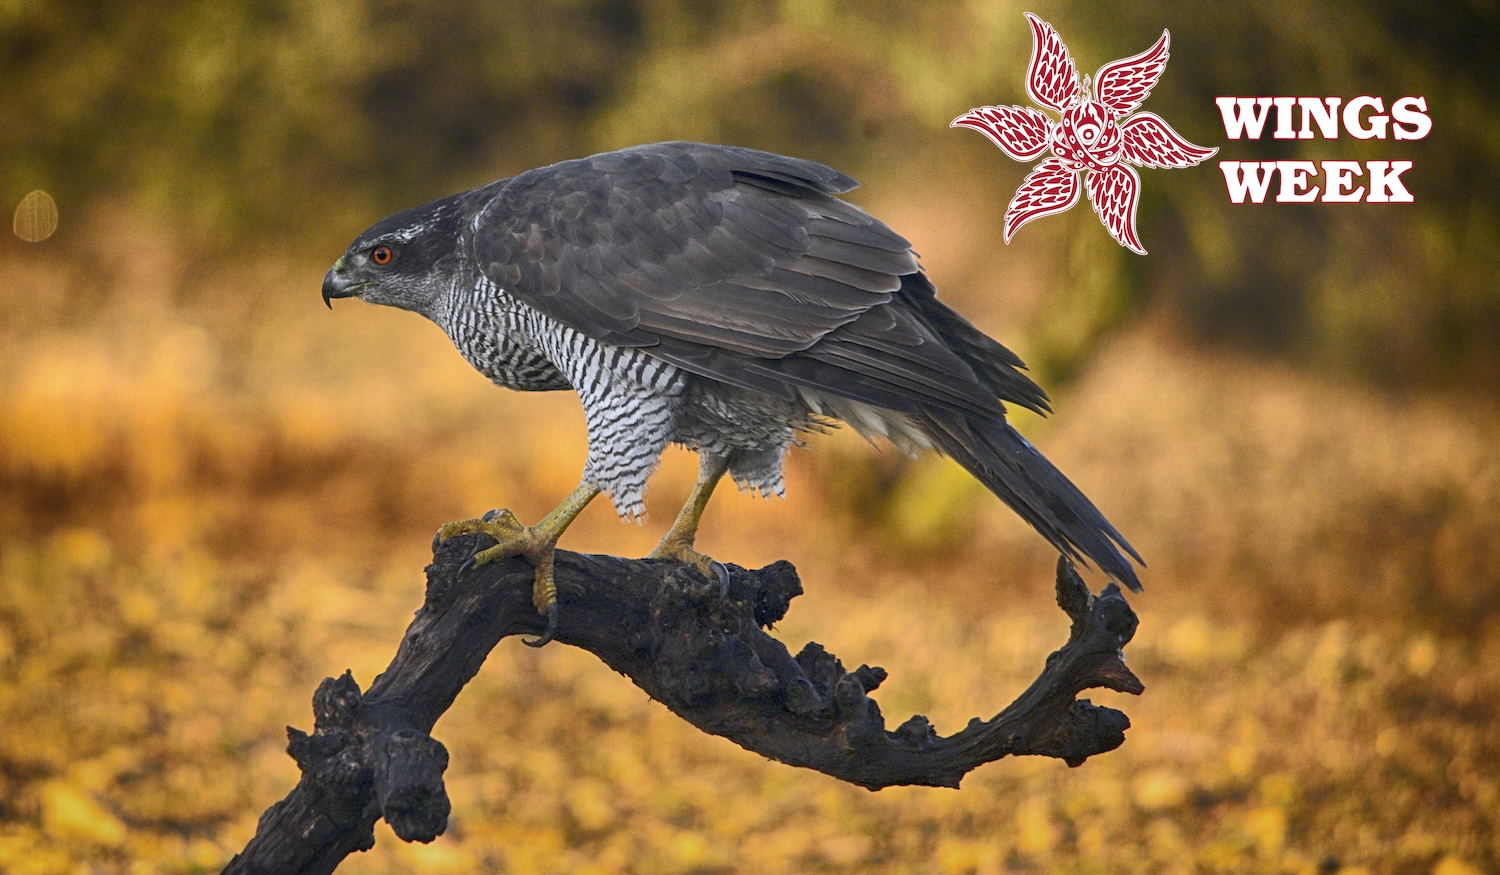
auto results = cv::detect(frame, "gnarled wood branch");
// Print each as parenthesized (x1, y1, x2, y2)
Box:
(224, 541, 1141, 874)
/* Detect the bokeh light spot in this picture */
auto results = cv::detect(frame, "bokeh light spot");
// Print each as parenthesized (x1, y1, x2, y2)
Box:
(14, 189, 59, 242)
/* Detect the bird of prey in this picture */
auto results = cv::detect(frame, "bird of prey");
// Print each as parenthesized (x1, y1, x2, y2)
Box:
(324, 141, 1142, 645)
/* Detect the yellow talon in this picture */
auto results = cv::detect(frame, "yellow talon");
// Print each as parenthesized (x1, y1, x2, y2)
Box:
(649, 538, 730, 596)
(434, 483, 600, 646)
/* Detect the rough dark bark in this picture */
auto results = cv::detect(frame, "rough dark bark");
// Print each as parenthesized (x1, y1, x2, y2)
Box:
(224, 539, 1142, 874)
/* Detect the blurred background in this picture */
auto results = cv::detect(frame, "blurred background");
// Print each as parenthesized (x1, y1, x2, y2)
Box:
(1, 1, 1497, 872)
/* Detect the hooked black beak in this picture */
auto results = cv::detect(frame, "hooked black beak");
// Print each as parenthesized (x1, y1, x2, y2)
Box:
(321, 257, 363, 309)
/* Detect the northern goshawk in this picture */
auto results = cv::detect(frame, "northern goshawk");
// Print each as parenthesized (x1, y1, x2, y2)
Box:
(323, 141, 1141, 645)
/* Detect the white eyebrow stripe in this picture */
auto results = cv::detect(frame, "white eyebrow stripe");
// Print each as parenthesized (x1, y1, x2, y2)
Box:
(385, 222, 431, 244)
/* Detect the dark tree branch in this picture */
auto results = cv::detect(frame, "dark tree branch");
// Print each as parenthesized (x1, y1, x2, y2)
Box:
(224, 541, 1141, 874)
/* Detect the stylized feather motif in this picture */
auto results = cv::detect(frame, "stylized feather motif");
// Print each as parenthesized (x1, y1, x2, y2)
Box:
(1120, 112, 1218, 168)
(1024, 13, 1080, 113)
(1004, 158, 1081, 243)
(951, 105, 1053, 162)
(1085, 163, 1144, 255)
(1094, 30, 1170, 118)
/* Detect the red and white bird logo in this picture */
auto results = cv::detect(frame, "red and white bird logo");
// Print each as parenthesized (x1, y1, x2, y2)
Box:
(953, 13, 1217, 254)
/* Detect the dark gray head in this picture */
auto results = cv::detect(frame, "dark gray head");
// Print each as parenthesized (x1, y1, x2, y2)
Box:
(322, 192, 469, 317)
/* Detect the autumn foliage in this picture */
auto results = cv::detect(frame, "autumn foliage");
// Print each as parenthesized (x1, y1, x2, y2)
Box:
(3, 2, 1499, 872)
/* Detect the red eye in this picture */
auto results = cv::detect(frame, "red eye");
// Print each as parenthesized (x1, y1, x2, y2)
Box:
(371, 245, 393, 265)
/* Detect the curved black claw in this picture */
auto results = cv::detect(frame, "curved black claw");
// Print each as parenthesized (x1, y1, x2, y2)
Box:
(523, 602, 560, 648)
(711, 561, 730, 599)
(457, 555, 478, 578)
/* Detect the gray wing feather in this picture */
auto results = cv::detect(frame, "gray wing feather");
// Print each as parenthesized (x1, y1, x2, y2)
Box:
(472, 141, 1043, 417)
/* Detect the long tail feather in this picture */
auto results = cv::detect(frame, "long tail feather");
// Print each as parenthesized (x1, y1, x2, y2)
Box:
(922, 408, 1143, 590)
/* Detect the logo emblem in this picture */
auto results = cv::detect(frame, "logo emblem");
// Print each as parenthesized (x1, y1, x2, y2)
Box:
(953, 13, 1217, 254)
